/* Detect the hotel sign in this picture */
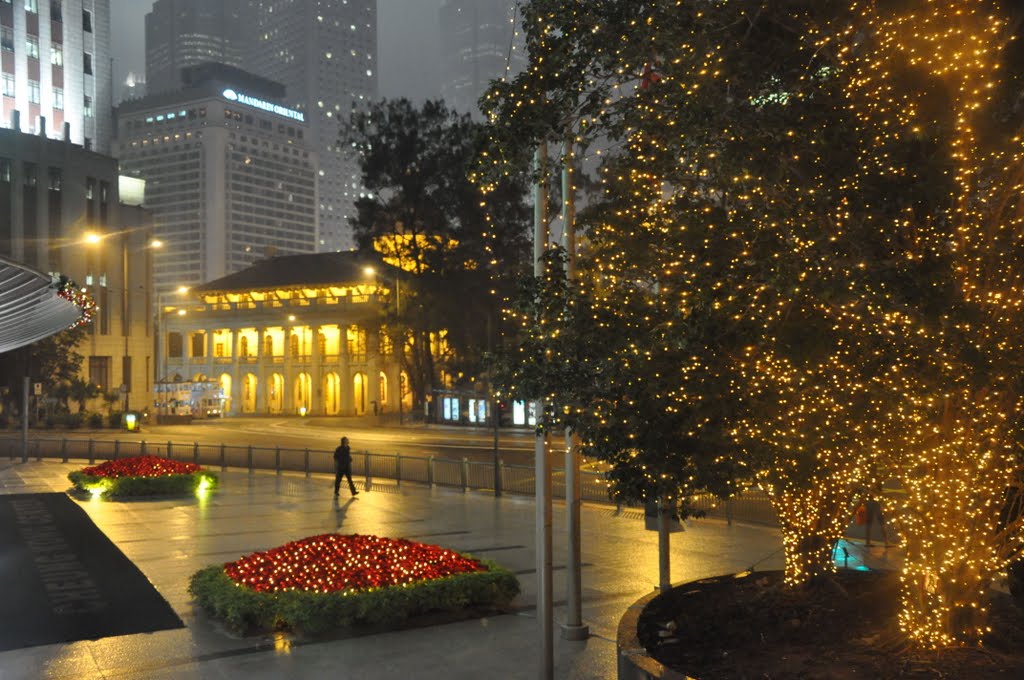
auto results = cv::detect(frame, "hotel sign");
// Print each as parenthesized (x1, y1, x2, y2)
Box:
(222, 89, 305, 123)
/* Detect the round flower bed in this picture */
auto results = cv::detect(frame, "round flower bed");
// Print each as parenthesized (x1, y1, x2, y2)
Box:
(189, 533, 520, 635)
(68, 455, 218, 499)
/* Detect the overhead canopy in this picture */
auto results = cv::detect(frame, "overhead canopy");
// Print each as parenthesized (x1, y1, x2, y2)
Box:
(0, 257, 88, 354)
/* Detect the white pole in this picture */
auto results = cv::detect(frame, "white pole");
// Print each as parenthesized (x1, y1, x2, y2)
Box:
(533, 142, 554, 680)
(561, 139, 587, 640)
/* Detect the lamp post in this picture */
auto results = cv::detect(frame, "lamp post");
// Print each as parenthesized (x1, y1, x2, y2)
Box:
(84, 230, 161, 415)
(155, 285, 189, 408)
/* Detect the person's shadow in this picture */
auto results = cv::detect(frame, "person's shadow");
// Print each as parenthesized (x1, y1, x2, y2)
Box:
(333, 496, 357, 528)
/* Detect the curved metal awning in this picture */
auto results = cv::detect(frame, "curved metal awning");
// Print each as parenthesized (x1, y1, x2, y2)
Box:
(0, 257, 89, 353)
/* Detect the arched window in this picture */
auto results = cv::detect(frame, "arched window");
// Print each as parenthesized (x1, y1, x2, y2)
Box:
(239, 336, 249, 357)
(167, 332, 183, 357)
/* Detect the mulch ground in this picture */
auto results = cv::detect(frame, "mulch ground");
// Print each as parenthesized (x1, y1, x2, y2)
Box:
(637, 569, 1024, 679)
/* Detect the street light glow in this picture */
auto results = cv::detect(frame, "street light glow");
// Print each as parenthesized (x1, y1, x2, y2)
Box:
(84, 232, 103, 245)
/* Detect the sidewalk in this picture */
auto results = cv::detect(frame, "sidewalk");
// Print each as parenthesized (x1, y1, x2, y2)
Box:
(0, 460, 900, 680)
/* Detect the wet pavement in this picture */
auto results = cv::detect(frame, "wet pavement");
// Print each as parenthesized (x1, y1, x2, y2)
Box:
(0, 460, 901, 679)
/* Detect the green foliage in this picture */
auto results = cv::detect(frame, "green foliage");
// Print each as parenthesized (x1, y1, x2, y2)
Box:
(188, 560, 520, 636)
(68, 470, 218, 498)
(347, 98, 532, 407)
(87, 413, 104, 429)
(107, 412, 123, 429)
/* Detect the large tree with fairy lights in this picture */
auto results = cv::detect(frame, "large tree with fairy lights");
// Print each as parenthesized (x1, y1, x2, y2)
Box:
(485, 0, 1024, 648)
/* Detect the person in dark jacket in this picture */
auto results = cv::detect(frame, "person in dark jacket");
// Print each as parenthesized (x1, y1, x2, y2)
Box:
(333, 436, 359, 497)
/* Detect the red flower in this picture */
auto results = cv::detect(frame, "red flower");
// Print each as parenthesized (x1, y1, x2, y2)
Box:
(81, 455, 203, 478)
(224, 534, 487, 594)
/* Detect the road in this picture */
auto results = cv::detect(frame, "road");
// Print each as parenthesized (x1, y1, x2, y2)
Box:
(5, 416, 540, 466)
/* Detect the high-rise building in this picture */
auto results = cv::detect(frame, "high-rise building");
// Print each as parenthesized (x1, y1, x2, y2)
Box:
(439, 0, 524, 117)
(245, 0, 378, 252)
(1, 0, 113, 152)
(115, 64, 318, 295)
(144, 0, 244, 95)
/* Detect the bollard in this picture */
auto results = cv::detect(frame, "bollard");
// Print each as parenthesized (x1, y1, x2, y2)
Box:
(461, 457, 469, 493)
(248, 445, 254, 473)
(427, 456, 434, 486)
(61, 438, 68, 463)
(220, 443, 226, 471)
(193, 442, 199, 465)
(726, 499, 734, 527)
(496, 457, 504, 497)
(364, 451, 372, 490)
(304, 448, 310, 478)
(113, 439, 120, 460)
(395, 453, 401, 486)
(34, 439, 41, 462)
(140, 440, 147, 456)
(275, 446, 281, 474)
(167, 441, 174, 460)
(88, 438, 95, 465)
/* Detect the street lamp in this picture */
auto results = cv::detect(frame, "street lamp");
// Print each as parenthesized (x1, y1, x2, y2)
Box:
(156, 285, 190, 393)
(83, 229, 155, 413)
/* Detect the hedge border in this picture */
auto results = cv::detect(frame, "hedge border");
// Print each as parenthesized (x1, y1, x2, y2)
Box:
(188, 558, 520, 636)
(68, 469, 218, 499)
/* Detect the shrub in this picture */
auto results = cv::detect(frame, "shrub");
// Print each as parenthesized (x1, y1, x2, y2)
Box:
(188, 558, 519, 636)
(88, 413, 104, 429)
(67, 455, 217, 499)
(108, 412, 123, 429)
(64, 413, 84, 429)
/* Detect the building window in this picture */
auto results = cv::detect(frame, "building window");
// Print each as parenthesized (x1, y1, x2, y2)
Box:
(47, 167, 61, 191)
(50, 43, 62, 66)
(1, 74, 13, 98)
(88, 356, 111, 392)
(190, 334, 205, 358)
(28, 80, 39, 104)
(84, 95, 92, 117)
(23, 162, 36, 186)
(167, 332, 183, 358)
(50, 1, 62, 22)
(83, 52, 92, 75)
(52, 87, 62, 109)
(26, 35, 39, 60)
(25, 0, 38, 13)
(0, 158, 11, 183)
(82, 8, 91, 32)
(1, 27, 13, 52)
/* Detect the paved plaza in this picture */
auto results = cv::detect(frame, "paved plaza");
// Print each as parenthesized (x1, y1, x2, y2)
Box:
(0, 459, 903, 679)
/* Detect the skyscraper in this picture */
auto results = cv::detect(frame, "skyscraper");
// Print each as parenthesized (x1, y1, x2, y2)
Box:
(144, 0, 244, 95)
(116, 64, 318, 295)
(439, 0, 524, 117)
(245, 0, 378, 252)
(1, 0, 113, 152)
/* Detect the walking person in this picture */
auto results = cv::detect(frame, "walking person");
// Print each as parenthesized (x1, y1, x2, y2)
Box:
(861, 484, 890, 548)
(334, 436, 359, 497)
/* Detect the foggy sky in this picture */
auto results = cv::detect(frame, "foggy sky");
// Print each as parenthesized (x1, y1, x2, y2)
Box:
(109, 0, 444, 103)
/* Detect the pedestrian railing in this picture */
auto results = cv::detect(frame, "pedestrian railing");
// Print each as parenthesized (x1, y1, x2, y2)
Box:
(1, 435, 778, 526)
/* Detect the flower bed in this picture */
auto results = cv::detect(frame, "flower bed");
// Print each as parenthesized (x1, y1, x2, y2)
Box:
(189, 533, 520, 635)
(68, 455, 218, 498)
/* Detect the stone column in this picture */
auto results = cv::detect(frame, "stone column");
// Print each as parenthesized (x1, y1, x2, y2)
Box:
(340, 325, 352, 415)
(311, 325, 322, 415)
(283, 326, 294, 414)
(255, 328, 267, 414)
(368, 327, 382, 416)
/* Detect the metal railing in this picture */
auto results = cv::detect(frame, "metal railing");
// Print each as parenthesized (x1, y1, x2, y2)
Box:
(1, 436, 778, 525)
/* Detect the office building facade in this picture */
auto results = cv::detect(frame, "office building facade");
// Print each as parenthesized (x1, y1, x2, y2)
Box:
(439, 0, 524, 117)
(115, 68, 318, 296)
(1, 0, 112, 152)
(0, 127, 154, 408)
(144, 0, 244, 95)
(245, 0, 378, 252)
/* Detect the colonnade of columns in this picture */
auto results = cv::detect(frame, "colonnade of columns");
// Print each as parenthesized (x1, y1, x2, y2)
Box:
(166, 322, 407, 417)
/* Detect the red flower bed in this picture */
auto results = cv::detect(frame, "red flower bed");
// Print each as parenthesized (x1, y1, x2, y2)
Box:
(225, 533, 487, 593)
(81, 455, 202, 478)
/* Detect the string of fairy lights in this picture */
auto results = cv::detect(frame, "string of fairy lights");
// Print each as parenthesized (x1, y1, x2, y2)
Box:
(479, 0, 1024, 650)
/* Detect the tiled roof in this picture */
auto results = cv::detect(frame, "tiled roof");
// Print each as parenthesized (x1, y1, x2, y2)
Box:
(194, 252, 385, 292)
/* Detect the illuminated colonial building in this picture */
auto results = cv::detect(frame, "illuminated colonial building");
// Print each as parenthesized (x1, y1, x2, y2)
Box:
(160, 251, 409, 417)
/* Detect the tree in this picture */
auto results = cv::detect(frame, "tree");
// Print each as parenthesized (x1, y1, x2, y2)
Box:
(66, 378, 99, 414)
(348, 99, 531, 414)
(0, 326, 87, 416)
